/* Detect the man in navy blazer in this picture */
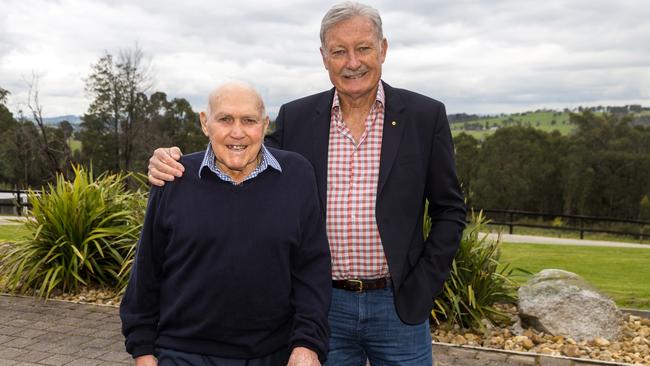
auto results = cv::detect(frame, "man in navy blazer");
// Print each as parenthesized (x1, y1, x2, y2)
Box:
(148, 2, 465, 365)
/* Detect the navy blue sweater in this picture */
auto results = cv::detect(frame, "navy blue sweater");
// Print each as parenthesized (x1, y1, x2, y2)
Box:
(120, 148, 331, 361)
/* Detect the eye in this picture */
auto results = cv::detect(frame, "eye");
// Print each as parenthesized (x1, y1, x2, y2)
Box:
(217, 116, 233, 123)
(358, 46, 371, 53)
(243, 118, 258, 125)
(331, 49, 345, 57)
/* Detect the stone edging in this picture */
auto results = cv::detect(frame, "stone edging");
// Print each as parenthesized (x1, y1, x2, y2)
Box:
(432, 342, 635, 366)
(0, 292, 120, 308)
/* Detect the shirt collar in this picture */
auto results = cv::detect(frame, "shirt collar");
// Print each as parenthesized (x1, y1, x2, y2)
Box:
(332, 80, 385, 113)
(198, 144, 282, 184)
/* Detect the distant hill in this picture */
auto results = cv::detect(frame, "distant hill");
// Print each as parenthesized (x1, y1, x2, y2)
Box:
(42, 115, 81, 125)
(449, 105, 650, 139)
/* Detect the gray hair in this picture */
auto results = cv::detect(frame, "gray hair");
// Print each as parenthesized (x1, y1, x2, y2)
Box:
(320, 2, 383, 49)
(205, 81, 267, 118)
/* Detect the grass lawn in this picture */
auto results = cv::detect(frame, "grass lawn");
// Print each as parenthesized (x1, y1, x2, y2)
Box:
(501, 243, 650, 310)
(0, 224, 30, 242)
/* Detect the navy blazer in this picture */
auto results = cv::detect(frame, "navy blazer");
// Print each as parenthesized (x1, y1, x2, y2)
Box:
(266, 81, 467, 324)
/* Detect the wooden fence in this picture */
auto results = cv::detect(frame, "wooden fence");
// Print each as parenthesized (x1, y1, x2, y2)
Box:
(479, 208, 650, 241)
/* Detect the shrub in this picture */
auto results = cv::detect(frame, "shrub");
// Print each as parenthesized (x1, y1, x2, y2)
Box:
(429, 209, 524, 330)
(0, 165, 146, 298)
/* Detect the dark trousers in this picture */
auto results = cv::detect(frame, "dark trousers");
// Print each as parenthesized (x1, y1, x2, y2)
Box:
(155, 347, 290, 366)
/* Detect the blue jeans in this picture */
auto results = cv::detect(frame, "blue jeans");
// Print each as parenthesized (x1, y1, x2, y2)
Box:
(325, 287, 432, 366)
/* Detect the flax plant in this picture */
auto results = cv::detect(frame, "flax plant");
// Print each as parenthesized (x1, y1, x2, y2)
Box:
(429, 208, 525, 330)
(0, 165, 146, 299)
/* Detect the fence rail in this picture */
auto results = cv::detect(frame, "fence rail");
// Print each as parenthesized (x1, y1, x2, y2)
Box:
(0, 189, 39, 216)
(478, 208, 650, 241)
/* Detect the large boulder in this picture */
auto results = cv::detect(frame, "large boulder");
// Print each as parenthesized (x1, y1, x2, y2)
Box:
(518, 269, 621, 341)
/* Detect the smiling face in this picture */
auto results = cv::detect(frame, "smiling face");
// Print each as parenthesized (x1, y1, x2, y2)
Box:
(320, 15, 387, 103)
(200, 84, 269, 183)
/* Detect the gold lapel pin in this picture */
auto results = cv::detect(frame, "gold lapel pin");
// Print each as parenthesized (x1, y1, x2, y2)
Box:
(391, 121, 397, 126)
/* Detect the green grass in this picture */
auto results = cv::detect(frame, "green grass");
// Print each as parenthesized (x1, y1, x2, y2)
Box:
(501, 243, 650, 309)
(0, 224, 30, 242)
(451, 110, 575, 139)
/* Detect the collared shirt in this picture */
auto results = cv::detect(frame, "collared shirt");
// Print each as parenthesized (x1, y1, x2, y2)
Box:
(327, 82, 389, 280)
(199, 144, 282, 184)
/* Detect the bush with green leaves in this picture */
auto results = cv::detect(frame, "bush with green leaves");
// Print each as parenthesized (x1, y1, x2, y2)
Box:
(429, 208, 524, 330)
(0, 165, 146, 298)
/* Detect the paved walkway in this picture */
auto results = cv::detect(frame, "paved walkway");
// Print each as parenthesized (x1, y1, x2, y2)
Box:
(482, 232, 650, 249)
(0, 217, 26, 225)
(0, 294, 130, 365)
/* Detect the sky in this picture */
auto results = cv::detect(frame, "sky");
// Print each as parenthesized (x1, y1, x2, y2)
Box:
(1, 0, 649, 118)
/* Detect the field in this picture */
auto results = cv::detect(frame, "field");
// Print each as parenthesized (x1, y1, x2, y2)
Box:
(450, 110, 574, 139)
(501, 243, 650, 309)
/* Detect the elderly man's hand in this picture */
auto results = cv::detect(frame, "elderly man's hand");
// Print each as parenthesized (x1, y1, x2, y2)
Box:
(287, 347, 320, 366)
(148, 147, 184, 186)
(134, 355, 157, 366)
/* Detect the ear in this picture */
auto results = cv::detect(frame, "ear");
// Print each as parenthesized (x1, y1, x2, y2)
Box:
(379, 38, 388, 64)
(199, 111, 209, 136)
(319, 47, 329, 70)
(262, 116, 270, 134)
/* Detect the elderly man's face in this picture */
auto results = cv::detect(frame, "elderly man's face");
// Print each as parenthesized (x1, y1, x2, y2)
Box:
(320, 16, 387, 102)
(200, 87, 268, 182)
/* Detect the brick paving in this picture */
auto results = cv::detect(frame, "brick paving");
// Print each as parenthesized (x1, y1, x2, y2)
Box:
(0, 294, 130, 366)
(0, 294, 633, 366)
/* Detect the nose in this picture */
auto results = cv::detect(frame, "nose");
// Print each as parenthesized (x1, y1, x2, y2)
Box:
(346, 52, 361, 69)
(230, 120, 246, 138)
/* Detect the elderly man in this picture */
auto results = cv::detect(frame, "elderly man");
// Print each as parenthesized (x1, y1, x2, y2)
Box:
(121, 82, 331, 366)
(148, 2, 466, 365)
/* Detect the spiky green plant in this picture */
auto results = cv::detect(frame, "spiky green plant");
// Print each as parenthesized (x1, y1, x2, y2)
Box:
(0, 165, 146, 299)
(429, 209, 525, 330)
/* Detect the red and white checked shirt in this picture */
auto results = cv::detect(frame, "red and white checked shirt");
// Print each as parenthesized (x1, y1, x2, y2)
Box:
(327, 83, 390, 280)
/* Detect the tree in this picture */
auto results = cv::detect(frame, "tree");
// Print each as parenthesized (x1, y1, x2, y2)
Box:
(0, 84, 69, 188)
(81, 46, 151, 173)
(26, 75, 72, 179)
(563, 111, 650, 218)
(453, 133, 479, 204)
(471, 127, 564, 212)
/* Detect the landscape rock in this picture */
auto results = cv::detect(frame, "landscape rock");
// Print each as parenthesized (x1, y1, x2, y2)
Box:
(518, 269, 622, 341)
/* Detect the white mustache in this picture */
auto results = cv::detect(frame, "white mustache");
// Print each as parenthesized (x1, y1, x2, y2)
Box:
(341, 67, 368, 77)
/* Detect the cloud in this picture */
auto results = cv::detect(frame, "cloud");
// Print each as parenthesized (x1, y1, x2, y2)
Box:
(0, 0, 648, 117)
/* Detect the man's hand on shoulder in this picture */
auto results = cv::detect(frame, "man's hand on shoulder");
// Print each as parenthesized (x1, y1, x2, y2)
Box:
(135, 354, 157, 366)
(287, 346, 320, 366)
(148, 147, 184, 186)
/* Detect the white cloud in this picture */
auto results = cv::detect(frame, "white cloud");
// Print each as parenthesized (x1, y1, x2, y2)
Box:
(0, 0, 648, 117)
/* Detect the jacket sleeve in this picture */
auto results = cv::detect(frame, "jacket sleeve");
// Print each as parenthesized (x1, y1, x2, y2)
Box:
(119, 186, 167, 358)
(420, 103, 467, 298)
(288, 164, 332, 363)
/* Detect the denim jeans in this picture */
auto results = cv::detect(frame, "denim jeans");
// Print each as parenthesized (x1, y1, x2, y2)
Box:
(324, 287, 433, 366)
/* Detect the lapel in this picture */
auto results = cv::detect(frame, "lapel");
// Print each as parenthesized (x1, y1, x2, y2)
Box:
(312, 88, 335, 212)
(377, 81, 406, 196)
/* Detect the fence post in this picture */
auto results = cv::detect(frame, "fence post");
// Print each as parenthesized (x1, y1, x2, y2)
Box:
(15, 187, 22, 216)
(579, 217, 584, 239)
(509, 211, 514, 234)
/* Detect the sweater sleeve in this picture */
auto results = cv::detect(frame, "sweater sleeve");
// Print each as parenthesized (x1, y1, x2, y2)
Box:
(119, 185, 167, 358)
(289, 165, 332, 363)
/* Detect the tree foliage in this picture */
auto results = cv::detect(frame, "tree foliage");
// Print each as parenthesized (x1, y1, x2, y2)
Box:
(458, 111, 650, 220)
(79, 48, 205, 177)
(0, 85, 71, 188)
